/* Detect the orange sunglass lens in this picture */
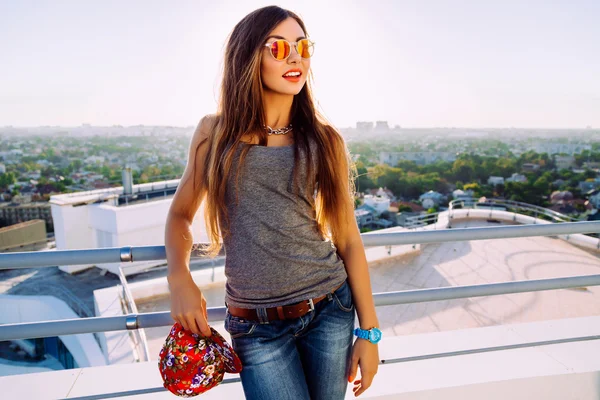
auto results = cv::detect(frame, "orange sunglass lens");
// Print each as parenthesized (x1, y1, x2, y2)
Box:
(270, 40, 290, 60)
(297, 39, 313, 58)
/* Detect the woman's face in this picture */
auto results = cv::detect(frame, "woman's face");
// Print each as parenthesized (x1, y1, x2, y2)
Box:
(260, 17, 311, 95)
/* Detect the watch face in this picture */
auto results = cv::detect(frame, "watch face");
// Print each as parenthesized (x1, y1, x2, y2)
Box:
(369, 328, 382, 343)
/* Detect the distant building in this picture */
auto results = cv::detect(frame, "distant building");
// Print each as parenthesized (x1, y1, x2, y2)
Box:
(587, 190, 600, 209)
(522, 163, 540, 173)
(488, 176, 505, 186)
(85, 155, 105, 164)
(419, 190, 445, 209)
(579, 180, 600, 193)
(26, 170, 42, 180)
(363, 194, 391, 216)
(452, 189, 474, 201)
(506, 173, 527, 183)
(379, 151, 457, 166)
(0, 219, 47, 252)
(533, 142, 591, 155)
(354, 209, 374, 229)
(356, 121, 374, 133)
(392, 201, 425, 226)
(550, 191, 573, 204)
(366, 187, 395, 201)
(374, 121, 390, 133)
(555, 155, 576, 170)
(392, 201, 425, 213)
(0, 202, 53, 232)
(583, 162, 600, 170)
(396, 211, 424, 227)
(373, 218, 394, 228)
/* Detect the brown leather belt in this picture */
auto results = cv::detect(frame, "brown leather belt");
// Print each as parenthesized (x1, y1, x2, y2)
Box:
(227, 281, 345, 322)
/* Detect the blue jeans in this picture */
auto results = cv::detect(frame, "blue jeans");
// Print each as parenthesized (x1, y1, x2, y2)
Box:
(224, 278, 356, 400)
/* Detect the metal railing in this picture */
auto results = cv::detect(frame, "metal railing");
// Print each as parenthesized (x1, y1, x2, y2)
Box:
(116, 266, 151, 363)
(404, 197, 589, 230)
(449, 198, 579, 222)
(1, 220, 599, 343)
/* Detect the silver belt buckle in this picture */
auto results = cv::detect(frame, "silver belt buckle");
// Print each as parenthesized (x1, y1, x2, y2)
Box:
(306, 298, 315, 312)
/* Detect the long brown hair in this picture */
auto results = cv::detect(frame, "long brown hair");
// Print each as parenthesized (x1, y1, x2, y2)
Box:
(194, 5, 357, 257)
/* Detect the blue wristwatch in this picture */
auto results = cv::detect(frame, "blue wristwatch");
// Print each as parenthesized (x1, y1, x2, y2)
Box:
(353, 327, 382, 344)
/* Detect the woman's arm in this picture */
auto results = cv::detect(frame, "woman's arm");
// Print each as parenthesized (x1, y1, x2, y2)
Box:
(336, 219, 379, 331)
(332, 146, 379, 330)
(164, 114, 215, 336)
(331, 136, 380, 397)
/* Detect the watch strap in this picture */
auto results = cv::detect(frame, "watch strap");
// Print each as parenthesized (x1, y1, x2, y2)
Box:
(353, 327, 370, 340)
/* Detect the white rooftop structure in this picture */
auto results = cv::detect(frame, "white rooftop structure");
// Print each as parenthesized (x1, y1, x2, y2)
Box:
(363, 194, 391, 215)
(49, 177, 208, 276)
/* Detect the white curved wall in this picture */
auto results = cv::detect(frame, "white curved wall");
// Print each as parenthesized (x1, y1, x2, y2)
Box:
(414, 209, 600, 252)
(0, 295, 106, 369)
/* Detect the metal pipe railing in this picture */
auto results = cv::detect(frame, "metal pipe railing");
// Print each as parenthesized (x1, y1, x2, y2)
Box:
(2, 273, 600, 342)
(361, 221, 599, 246)
(404, 197, 583, 229)
(2, 221, 598, 270)
(116, 266, 150, 363)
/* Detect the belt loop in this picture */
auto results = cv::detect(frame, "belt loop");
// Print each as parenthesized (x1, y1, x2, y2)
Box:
(276, 306, 285, 320)
(256, 307, 269, 324)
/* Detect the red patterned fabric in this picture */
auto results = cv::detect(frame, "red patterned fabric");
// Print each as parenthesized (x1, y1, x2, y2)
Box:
(158, 323, 242, 397)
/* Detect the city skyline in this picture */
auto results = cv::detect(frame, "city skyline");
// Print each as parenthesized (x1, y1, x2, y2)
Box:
(1, 0, 599, 129)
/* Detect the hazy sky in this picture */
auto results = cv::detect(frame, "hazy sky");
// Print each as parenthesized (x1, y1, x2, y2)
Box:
(1, 0, 599, 129)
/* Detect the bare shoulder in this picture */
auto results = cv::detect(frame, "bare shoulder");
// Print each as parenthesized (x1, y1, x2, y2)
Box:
(168, 114, 218, 221)
(192, 113, 219, 145)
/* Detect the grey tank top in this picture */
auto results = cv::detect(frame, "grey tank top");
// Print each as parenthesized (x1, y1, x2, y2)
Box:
(222, 140, 347, 309)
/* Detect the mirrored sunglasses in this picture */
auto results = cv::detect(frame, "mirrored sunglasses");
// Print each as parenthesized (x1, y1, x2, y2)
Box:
(264, 38, 315, 61)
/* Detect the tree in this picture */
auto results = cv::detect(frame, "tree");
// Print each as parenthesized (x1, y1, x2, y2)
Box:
(395, 160, 419, 173)
(71, 159, 83, 171)
(355, 162, 376, 192)
(452, 159, 476, 183)
(0, 172, 16, 189)
(533, 176, 550, 193)
(584, 169, 597, 179)
(464, 182, 481, 195)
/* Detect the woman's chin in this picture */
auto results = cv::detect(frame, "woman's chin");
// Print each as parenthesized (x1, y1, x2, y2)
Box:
(263, 84, 304, 96)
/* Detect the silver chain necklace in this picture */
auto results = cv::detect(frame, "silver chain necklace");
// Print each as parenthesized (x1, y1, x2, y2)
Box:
(264, 123, 293, 135)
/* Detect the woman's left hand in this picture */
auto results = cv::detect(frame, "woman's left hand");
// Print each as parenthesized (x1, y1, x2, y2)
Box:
(348, 337, 379, 397)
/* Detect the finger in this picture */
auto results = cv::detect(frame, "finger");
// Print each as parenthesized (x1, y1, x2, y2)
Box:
(355, 386, 366, 397)
(202, 304, 208, 322)
(354, 375, 373, 397)
(360, 374, 373, 391)
(196, 311, 212, 337)
(184, 315, 201, 335)
(354, 383, 368, 397)
(177, 317, 190, 332)
(348, 356, 359, 382)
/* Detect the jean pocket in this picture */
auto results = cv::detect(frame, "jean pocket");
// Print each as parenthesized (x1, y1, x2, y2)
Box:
(224, 311, 257, 339)
(332, 280, 355, 313)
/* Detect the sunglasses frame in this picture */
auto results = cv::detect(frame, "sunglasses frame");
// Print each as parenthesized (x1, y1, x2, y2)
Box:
(263, 38, 316, 61)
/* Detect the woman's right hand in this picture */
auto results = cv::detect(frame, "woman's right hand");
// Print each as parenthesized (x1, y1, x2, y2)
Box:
(168, 273, 212, 337)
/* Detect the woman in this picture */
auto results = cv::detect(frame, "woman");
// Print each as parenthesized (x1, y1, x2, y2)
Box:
(165, 5, 380, 399)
